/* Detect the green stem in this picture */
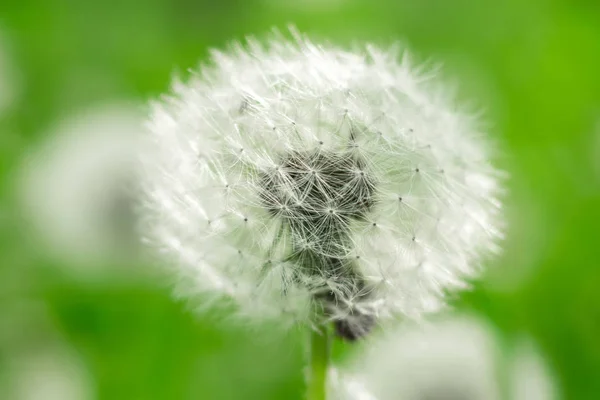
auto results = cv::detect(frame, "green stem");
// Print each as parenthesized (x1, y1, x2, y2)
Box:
(306, 326, 331, 400)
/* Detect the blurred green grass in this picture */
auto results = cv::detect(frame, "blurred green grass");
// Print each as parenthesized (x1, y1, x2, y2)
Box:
(1, 0, 600, 398)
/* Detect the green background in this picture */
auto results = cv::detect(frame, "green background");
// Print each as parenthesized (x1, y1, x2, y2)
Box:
(1, 0, 600, 398)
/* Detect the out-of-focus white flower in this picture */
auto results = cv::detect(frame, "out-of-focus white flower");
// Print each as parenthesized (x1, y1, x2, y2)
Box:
(509, 340, 558, 400)
(140, 28, 504, 338)
(329, 368, 378, 400)
(330, 316, 558, 400)
(18, 104, 142, 274)
(7, 347, 95, 400)
(0, 301, 95, 400)
(333, 317, 501, 400)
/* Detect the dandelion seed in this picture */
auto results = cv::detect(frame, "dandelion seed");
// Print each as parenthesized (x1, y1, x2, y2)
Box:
(140, 28, 504, 338)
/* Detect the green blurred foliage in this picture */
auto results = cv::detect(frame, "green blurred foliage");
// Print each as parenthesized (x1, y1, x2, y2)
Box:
(1, 0, 600, 399)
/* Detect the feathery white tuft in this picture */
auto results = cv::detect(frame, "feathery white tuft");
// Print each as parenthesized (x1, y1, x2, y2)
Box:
(140, 28, 504, 333)
(330, 316, 557, 400)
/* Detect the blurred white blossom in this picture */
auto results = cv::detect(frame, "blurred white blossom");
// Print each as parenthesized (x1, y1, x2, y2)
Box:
(0, 301, 94, 400)
(7, 347, 95, 400)
(140, 28, 504, 337)
(18, 104, 142, 274)
(330, 316, 557, 400)
(509, 340, 558, 400)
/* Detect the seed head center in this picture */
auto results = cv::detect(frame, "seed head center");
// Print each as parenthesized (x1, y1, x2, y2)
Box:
(260, 150, 376, 221)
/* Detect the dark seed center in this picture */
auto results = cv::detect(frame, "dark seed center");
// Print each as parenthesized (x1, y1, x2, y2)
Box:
(259, 150, 377, 340)
(259, 150, 376, 222)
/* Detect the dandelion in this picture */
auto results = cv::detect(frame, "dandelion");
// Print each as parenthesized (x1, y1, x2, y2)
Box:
(1, 301, 95, 400)
(330, 316, 557, 400)
(6, 342, 95, 400)
(139, 28, 504, 399)
(18, 104, 142, 275)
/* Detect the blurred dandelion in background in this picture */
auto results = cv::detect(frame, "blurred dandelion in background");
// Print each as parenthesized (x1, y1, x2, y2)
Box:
(0, 301, 95, 400)
(330, 315, 558, 400)
(509, 340, 558, 400)
(16, 104, 143, 278)
(139, 28, 505, 340)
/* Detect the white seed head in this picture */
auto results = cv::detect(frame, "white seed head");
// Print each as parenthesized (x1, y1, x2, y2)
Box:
(330, 316, 557, 400)
(140, 28, 504, 335)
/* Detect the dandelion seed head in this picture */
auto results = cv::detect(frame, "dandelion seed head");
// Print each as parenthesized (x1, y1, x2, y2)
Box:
(140, 28, 504, 333)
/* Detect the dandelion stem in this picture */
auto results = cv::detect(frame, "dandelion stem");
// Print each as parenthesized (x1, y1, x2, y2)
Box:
(307, 326, 331, 400)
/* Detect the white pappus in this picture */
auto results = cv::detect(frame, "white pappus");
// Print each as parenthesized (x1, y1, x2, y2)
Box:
(139, 28, 504, 339)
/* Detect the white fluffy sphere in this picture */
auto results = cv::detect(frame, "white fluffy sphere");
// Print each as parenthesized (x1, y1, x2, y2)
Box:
(140, 29, 504, 336)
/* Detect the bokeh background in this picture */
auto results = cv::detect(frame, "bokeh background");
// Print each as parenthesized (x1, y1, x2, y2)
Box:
(1, 0, 600, 399)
